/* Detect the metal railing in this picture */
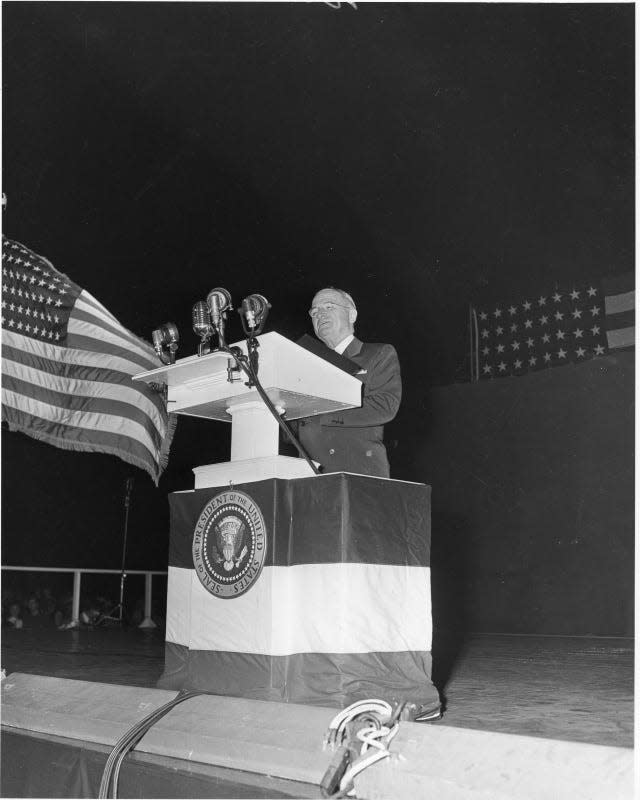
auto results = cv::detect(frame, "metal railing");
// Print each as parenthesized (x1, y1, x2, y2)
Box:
(1, 566, 167, 629)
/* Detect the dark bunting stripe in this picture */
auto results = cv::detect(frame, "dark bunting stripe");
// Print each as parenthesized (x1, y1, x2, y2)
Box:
(290, 473, 431, 566)
(169, 473, 431, 569)
(158, 643, 439, 709)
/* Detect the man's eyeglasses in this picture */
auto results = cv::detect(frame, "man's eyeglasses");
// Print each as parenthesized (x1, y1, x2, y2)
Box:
(309, 303, 351, 318)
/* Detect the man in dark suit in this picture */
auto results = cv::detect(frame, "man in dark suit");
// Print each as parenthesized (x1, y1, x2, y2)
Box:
(298, 287, 402, 478)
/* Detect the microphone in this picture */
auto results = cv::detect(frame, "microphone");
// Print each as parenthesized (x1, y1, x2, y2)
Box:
(152, 328, 165, 356)
(192, 301, 212, 337)
(206, 288, 232, 330)
(240, 294, 271, 334)
(207, 288, 232, 347)
(164, 322, 179, 346)
(192, 301, 214, 356)
(151, 323, 180, 364)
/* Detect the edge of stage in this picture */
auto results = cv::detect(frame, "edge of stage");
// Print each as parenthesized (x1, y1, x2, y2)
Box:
(0, 628, 634, 799)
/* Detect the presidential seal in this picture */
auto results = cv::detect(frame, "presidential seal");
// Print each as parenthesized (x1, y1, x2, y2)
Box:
(192, 489, 267, 598)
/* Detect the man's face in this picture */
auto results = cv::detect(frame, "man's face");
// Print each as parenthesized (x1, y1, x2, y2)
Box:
(310, 289, 355, 348)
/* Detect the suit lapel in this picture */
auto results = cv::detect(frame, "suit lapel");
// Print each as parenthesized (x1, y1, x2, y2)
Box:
(344, 337, 363, 359)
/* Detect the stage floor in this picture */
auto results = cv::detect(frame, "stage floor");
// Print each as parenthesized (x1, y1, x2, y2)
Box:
(0, 627, 633, 749)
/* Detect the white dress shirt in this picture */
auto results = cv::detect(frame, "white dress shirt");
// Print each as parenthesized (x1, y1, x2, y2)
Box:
(334, 334, 355, 355)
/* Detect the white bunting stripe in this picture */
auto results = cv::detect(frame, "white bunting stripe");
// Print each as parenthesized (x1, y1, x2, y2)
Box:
(166, 563, 433, 657)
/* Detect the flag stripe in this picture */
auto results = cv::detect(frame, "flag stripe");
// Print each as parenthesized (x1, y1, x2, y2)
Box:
(2, 342, 166, 420)
(603, 273, 634, 296)
(606, 327, 635, 350)
(605, 309, 635, 331)
(167, 564, 432, 655)
(76, 290, 157, 357)
(72, 300, 157, 362)
(2, 361, 166, 445)
(2, 403, 158, 472)
(2, 383, 162, 457)
(65, 331, 157, 372)
(67, 313, 159, 368)
(605, 290, 635, 316)
(78, 290, 123, 326)
(3, 329, 151, 377)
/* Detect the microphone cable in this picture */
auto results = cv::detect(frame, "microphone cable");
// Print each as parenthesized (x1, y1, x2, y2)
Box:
(320, 699, 402, 798)
(98, 689, 202, 799)
(221, 343, 322, 476)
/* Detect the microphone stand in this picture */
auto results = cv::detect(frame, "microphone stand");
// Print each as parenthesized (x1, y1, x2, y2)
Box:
(245, 335, 260, 382)
(118, 477, 133, 623)
(98, 477, 133, 626)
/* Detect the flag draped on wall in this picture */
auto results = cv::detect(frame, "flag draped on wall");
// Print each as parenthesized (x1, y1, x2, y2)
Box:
(602, 273, 635, 352)
(469, 273, 635, 381)
(1, 235, 175, 483)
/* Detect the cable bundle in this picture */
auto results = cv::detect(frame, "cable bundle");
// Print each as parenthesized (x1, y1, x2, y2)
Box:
(98, 689, 201, 799)
(321, 699, 404, 798)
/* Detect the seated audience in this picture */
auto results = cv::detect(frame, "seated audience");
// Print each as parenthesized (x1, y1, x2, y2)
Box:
(22, 595, 54, 628)
(5, 602, 23, 629)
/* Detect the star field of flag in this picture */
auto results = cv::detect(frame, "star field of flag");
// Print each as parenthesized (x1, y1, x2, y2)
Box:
(474, 286, 609, 379)
(2, 240, 80, 343)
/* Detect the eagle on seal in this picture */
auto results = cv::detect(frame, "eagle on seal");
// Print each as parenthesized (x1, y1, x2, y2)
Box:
(215, 515, 249, 571)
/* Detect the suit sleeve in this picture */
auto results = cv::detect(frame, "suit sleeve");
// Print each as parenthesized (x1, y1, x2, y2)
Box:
(322, 344, 401, 428)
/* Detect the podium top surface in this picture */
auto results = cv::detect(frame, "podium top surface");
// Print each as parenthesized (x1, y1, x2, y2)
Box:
(133, 331, 363, 422)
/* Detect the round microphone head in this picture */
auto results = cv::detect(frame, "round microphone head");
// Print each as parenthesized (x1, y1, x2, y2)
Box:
(241, 294, 270, 330)
(206, 287, 232, 316)
(241, 295, 261, 326)
(164, 322, 180, 343)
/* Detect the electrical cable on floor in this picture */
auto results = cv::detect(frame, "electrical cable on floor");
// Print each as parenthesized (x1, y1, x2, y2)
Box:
(98, 689, 202, 799)
(323, 699, 393, 750)
(336, 721, 400, 797)
(320, 699, 402, 798)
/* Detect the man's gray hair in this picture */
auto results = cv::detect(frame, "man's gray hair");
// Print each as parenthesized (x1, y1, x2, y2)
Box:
(320, 287, 357, 310)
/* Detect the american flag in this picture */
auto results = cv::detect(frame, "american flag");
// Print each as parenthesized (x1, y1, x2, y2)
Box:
(1, 235, 175, 483)
(470, 274, 635, 381)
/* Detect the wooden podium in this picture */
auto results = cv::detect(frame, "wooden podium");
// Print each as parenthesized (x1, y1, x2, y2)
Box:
(133, 331, 363, 487)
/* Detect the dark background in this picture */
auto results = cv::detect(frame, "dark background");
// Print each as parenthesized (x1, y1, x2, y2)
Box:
(1, 3, 634, 632)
